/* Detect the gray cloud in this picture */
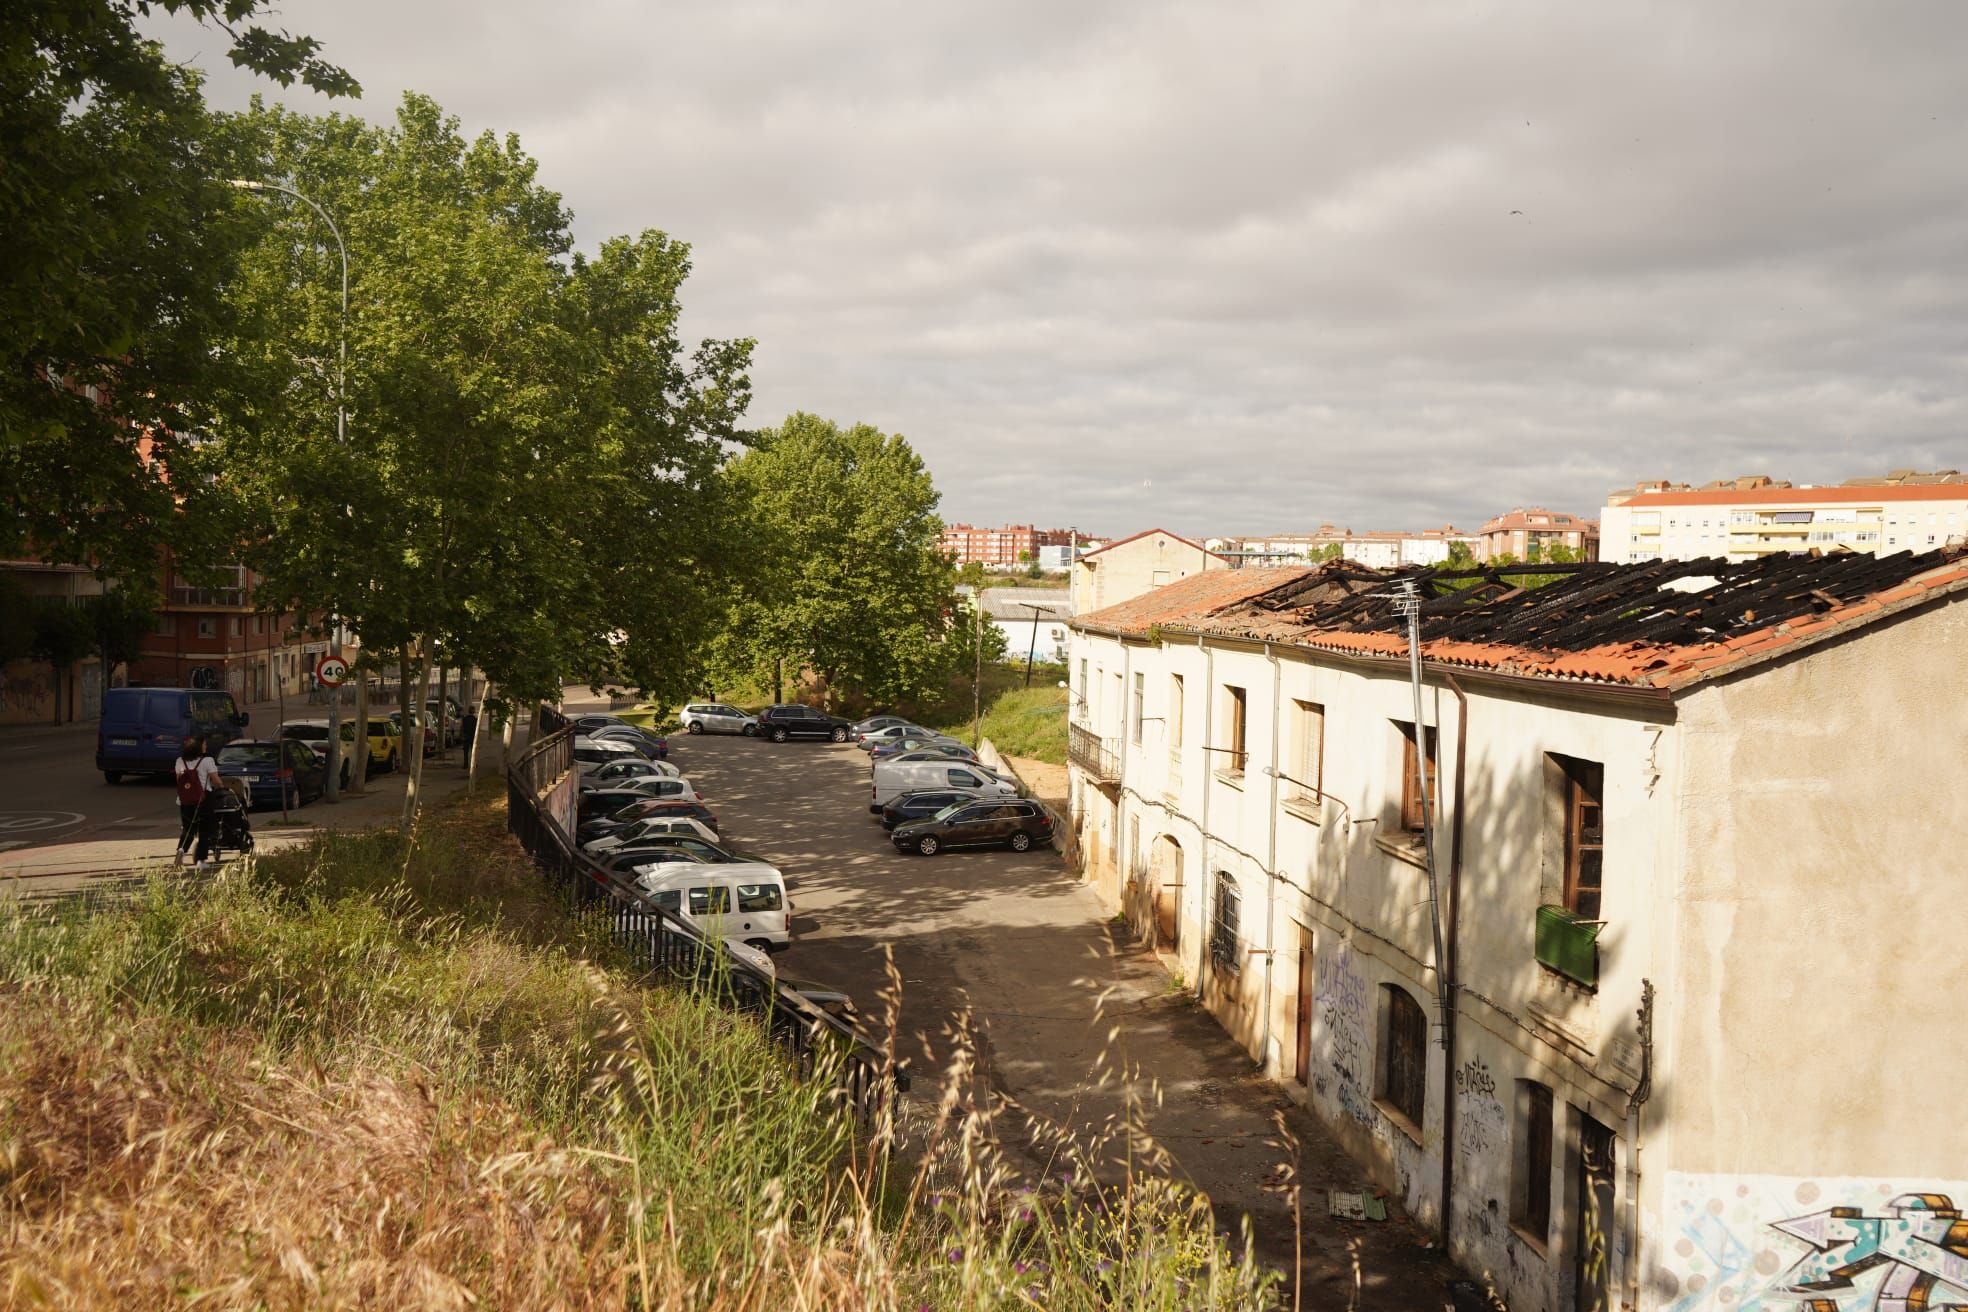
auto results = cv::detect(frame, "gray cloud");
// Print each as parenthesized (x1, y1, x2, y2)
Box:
(150, 0, 1968, 536)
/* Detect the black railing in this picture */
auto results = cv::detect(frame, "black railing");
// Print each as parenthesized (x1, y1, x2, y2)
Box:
(506, 726, 906, 1118)
(1068, 721, 1121, 782)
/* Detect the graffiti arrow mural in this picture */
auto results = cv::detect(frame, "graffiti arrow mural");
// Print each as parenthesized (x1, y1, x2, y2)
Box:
(1770, 1194, 1968, 1312)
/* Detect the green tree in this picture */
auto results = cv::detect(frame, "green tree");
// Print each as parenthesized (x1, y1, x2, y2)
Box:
(84, 587, 157, 683)
(719, 414, 956, 708)
(29, 603, 94, 723)
(1445, 541, 1479, 570)
(1, 1, 352, 577)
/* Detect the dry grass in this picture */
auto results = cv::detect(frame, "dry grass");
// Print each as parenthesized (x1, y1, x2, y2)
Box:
(0, 796, 1280, 1310)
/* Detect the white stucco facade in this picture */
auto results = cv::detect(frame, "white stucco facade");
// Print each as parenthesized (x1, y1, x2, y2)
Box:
(1067, 575, 1968, 1312)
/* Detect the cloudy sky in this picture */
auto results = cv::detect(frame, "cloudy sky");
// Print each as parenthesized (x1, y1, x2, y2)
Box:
(148, 1, 1968, 538)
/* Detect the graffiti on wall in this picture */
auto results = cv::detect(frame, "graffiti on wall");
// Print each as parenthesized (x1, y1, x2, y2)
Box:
(1454, 1057, 1506, 1167)
(1312, 944, 1375, 1126)
(1661, 1173, 1968, 1311)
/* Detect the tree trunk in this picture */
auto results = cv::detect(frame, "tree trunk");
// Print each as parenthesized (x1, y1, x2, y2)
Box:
(465, 678, 491, 796)
(772, 657, 783, 706)
(434, 663, 449, 763)
(349, 660, 370, 793)
(401, 639, 434, 831)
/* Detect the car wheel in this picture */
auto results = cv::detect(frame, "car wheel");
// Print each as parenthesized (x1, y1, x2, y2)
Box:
(771, 727, 788, 743)
(917, 835, 940, 856)
(744, 938, 773, 955)
(688, 721, 704, 734)
(103, 770, 123, 785)
(340, 762, 352, 790)
(741, 724, 756, 737)
(830, 726, 847, 743)
(1010, 831, 1033, 852)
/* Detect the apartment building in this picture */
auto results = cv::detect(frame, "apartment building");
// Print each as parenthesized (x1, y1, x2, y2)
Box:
(1477, 508, 1599, 561)
(131, 558, 323, 701)
(939, 523, 1078, 568)
(1066, 551, 1968, 1312)
(1209, 525, 1485, 568)
(1069, 528, 1225, 614)
(1601, 470, 1968, 564)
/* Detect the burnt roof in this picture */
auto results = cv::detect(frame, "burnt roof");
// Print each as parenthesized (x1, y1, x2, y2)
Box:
(1108, 549, 1968, 691)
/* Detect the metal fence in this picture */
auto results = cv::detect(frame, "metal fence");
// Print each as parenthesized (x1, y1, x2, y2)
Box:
(506, 726, 906, 1117)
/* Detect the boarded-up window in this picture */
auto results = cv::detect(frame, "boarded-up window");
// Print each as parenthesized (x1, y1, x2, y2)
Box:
(1168, 675, 1185, 749)
(1399, 722, 1438, 832)
(1515, 1080, 1554, 1244)
(1290, 700, 1325, 802)
(1224, 686, 1248, 774)
(1380, 985, 1427, 1126)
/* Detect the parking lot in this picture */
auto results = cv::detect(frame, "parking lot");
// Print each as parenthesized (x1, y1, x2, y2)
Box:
(659, 727, 1462, 1306)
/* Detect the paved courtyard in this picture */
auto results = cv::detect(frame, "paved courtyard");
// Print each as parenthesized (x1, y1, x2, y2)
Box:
(664, 727, 1470, 1309)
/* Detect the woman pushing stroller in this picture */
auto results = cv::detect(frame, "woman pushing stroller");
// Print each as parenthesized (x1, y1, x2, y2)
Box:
(173, 736, 250, 867)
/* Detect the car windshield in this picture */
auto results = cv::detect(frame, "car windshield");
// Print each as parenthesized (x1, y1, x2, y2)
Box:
(219, 743, 281, 765)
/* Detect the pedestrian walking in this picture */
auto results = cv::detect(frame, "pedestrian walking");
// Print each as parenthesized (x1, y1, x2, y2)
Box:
(172, 735, 223, 867)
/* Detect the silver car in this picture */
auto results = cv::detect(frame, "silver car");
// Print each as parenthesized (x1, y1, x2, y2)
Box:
(680, 702, 755, 736)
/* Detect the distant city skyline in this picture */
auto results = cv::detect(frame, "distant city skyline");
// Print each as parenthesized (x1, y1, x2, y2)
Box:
(148, 2, 1968, 535)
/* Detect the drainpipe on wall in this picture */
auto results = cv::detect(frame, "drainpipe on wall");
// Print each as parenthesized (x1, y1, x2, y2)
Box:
(1437, 672, 1470, 1249)
(1624, 979, 1655, 1311)
(1258, 642, 1282, 1073)
(1198, 633, 1214, 998)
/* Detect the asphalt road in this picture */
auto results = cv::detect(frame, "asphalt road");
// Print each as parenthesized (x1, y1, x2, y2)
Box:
(666, 728, 1466, 1308)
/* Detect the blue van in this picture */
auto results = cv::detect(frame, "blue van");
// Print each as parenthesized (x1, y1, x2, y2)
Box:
(97, 687, 249, 783)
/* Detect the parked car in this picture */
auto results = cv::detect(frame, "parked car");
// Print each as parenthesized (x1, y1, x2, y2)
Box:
(856, 722, 930, 751)
(279, 717, 400, 785)
(592, 846, 709, 876)
(423, 698, 463, 748)
(389, 710, 438, 756)
(871, 758, 1019, 811)
(580, 757, 683, 790)
(878, 788, 978, 830)
(573, 735, 643, 775)
(570, 713, 627, 732)
(680, 703, 755, 736)
(630, 863, 791, 952)
(868, 734, 967, 762)
(98, 687, 247, 783)
(582, 814, 722, 855)
(884, 744, 982, 766)
(598, 832, 773, 868)
(754, 704, 854, 743)
(851, 714, 910, 738)
(585, 724, 669, 759)
(605, 774, 704, 804)
(214, 738, 327, 810)
(576, 798, 720, 840)
(892, 798, 1054, 856)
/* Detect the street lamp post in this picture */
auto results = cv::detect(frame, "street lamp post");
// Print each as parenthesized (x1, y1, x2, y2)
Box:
(231, 179, 350, 801)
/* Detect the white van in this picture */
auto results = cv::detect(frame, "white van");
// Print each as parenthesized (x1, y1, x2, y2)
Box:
(633, 863, 790, 952)
(870, 758, 1019, 812)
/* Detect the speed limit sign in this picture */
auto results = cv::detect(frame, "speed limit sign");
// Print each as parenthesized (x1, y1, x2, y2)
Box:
(314, 654, 349, 688)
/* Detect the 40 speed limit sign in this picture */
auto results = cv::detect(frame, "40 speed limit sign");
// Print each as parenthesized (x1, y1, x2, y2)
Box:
(314, 654, 349, 688)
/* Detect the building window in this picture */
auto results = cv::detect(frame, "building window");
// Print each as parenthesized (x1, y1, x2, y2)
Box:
(1131, 672, 1145, 745)
(1076, 659, 1088, 719)
(1210, 873, 1240, 972)
(1168, 674, 1184, 750)
(1557, 756, 1605, 920)
(1378, 985, 1427, 1128)
(197, 618, 217, 639)
(155, 615, 177, 637)
(1289, 700, 1324, 802)
(1398, 722, 1438, 832)
(1222, 685, 1247, 775)
(1513, 1080, 1554, 1245)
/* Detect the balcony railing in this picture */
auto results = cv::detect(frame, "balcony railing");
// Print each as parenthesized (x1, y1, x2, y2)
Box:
(1535, 905, 1602, 988)
(172, 585, 250, 608)
(1068, 721, 1121, 783)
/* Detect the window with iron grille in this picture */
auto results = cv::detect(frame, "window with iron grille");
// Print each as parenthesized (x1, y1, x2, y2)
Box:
(1210, 873, 1240, 972)
(1379, 985, 1427, 1126)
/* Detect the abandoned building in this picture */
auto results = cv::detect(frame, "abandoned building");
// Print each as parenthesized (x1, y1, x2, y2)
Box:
(1065, 547, 1968, 1312)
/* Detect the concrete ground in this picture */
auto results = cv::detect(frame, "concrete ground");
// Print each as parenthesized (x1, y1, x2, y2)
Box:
(662, 727, 1470, 1310)
(0, 695, 508, 898)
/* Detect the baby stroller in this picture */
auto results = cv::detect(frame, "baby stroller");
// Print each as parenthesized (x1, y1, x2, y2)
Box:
(184, 783, 254, 863)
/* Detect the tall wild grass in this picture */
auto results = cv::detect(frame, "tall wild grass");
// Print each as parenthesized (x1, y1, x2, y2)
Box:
(0, 798, 1278, 1309)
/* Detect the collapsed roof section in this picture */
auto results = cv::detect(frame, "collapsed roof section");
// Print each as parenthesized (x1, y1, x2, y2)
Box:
(1073, 550, 1968, 692)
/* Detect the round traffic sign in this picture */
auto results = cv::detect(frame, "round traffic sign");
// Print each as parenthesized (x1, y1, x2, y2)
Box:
(315, 654, 349, 688)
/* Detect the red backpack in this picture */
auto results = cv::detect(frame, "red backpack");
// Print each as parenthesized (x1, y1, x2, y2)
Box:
(176, 761, 206, 806)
